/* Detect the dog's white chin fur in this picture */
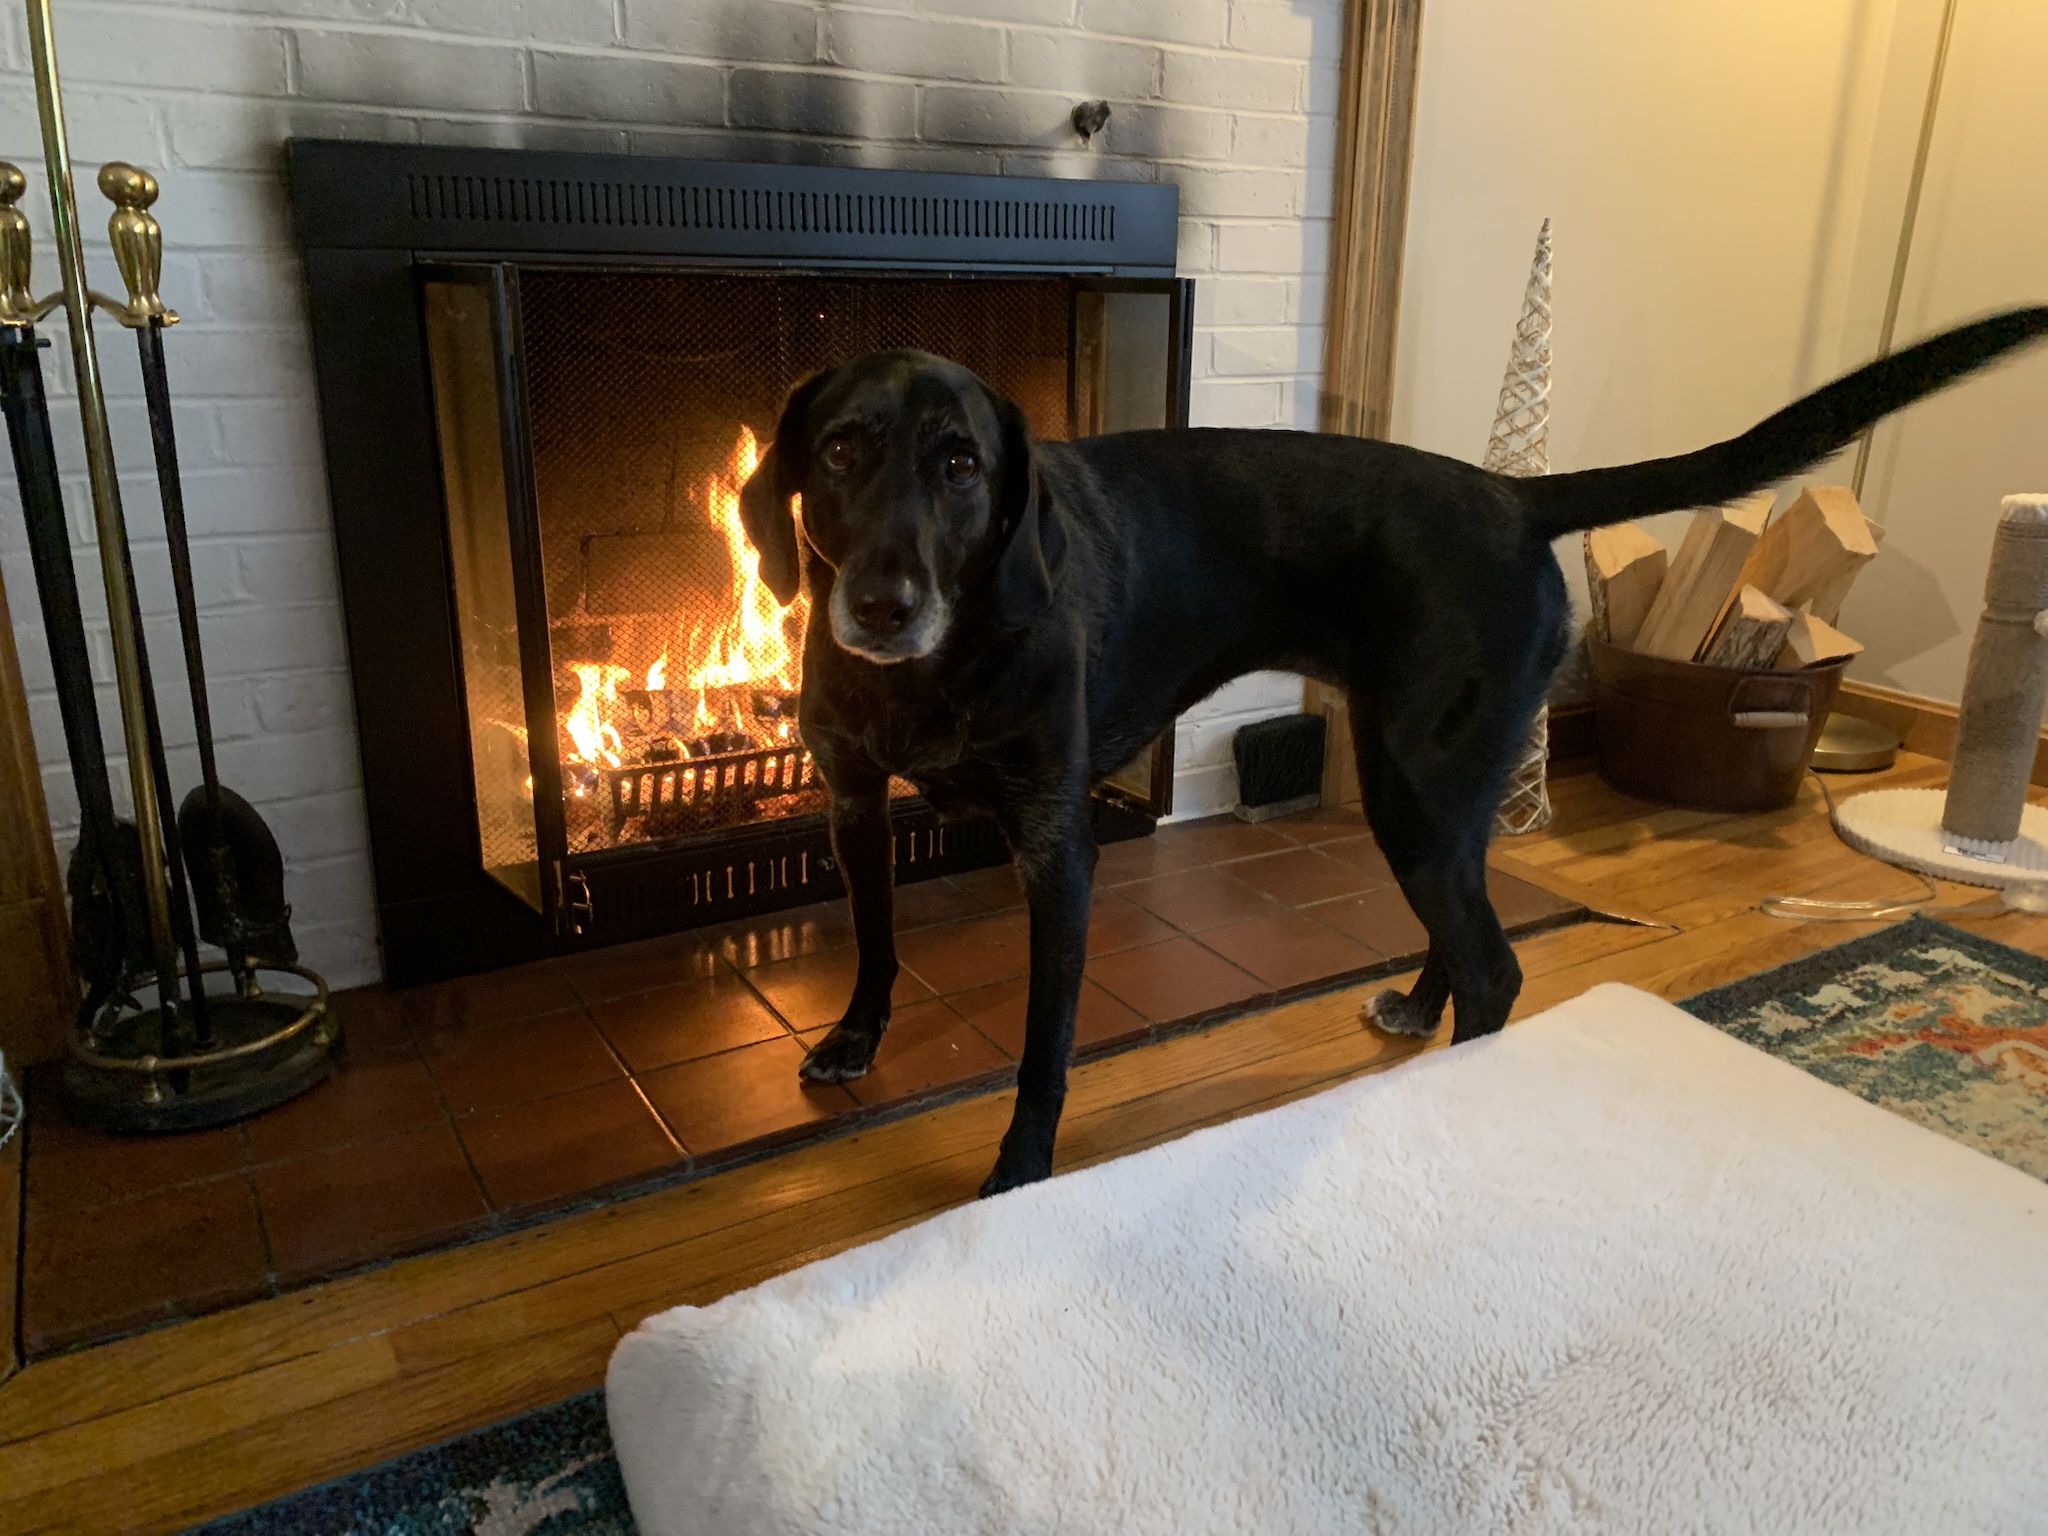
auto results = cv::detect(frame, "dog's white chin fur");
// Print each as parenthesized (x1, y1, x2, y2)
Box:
(829, 587, 950, 665)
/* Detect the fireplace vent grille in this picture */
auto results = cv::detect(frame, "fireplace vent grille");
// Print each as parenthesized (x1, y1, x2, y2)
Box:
(405, 174, 1118, 244)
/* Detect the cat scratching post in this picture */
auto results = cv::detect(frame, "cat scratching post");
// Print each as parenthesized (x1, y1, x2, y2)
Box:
(1834, 494, 2048, 887)
(1941, 495, 2048, 856)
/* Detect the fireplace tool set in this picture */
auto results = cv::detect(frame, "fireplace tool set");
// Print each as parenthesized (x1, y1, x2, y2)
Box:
(2, 2, 335, 1130)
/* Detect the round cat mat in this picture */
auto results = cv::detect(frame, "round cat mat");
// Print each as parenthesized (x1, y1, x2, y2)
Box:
(1834, 787, 2048, 890)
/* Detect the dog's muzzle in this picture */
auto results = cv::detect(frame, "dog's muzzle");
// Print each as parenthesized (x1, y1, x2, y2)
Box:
(829, 577, 950, 664)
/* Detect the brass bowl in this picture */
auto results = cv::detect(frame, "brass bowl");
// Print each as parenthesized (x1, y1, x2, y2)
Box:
(1811, 712, 1900, 772)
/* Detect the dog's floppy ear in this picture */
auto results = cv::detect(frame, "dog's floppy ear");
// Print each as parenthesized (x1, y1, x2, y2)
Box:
(990, 394, 1066, 630)
(739, 371, 828, 606)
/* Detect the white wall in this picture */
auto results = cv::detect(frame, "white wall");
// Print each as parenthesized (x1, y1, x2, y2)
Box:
(0, 0, 1342, 989)
(1841, 0, 2048, 699)
(1392, 0, 2046, 707)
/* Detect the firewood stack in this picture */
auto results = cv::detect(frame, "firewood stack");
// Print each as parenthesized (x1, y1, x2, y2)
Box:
(1583, 485, 1874, 672)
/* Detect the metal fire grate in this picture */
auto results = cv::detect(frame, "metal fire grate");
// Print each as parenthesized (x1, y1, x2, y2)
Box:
(603, 742, 815, 839)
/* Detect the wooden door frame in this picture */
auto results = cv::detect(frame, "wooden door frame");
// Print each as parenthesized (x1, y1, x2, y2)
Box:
(1310, 0, 1427, 799)
(1319, 0, 1426, 442)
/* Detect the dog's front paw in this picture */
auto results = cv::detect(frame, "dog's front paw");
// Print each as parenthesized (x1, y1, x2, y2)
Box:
(1362, 987, 1440, 1038)
(798, 1022, 882, 1082)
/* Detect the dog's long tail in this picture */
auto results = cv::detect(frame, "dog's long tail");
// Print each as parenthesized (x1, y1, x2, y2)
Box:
(1516, 305, 2048, 540)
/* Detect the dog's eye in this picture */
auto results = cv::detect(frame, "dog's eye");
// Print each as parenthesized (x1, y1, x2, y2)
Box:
(821, 435, 856, 473)
(943, 452, 981, 487)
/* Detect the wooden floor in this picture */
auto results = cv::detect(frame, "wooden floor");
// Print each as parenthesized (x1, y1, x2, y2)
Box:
(5, 753, 2045, 1535)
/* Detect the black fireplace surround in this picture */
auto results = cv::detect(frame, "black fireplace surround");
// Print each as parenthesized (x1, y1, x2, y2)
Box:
(287, 141, 1191, 986)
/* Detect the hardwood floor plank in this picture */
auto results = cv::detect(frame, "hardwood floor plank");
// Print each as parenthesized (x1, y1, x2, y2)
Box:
(1487, 849, 1672, 929)
(0, 1319, 618, 1536)
(609, 1210, 938, 1334)
(0, 1335, 400, 1502)
(1499, 802, 1742, 867)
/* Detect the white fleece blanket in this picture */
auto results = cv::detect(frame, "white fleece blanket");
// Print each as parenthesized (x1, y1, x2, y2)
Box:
(606, 983, 2048, 1535)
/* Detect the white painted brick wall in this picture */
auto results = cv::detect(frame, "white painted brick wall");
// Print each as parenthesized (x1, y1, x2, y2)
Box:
(0, 0, 1341, 987)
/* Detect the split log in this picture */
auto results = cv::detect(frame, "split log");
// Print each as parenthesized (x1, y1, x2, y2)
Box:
(1722, 484, 1877, 628)
(1632, 492, 1773, 662)
(1584, 524, 1667, 648)
(1774, 609, 1863, 669)
(1700, 585, 1793, 670)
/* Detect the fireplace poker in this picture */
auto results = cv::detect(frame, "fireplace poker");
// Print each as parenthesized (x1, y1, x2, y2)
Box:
(98, 162, 300, 995)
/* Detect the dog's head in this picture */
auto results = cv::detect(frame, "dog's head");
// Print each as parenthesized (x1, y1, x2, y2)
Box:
(738, 351, 1064, 665)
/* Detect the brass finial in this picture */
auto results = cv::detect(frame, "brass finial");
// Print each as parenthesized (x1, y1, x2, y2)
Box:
(0, 162, 41, 326)
(96, 160, 177, 327)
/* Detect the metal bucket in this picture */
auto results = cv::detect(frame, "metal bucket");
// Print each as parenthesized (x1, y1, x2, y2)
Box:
(1587, 634, 1846, 812)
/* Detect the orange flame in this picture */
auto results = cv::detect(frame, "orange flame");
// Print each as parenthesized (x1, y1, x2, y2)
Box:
(563, 662, 630, 766)
(686, 427, 807, 697)
(558, 427, 808, 772)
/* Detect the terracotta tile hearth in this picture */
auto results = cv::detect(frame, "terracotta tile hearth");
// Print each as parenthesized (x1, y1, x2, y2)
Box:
(16, 810, 1586, 1356)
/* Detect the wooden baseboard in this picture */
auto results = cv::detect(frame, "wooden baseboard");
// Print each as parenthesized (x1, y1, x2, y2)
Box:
(1831, 678, 2048, 786)
(1566, 677, 2043, 784)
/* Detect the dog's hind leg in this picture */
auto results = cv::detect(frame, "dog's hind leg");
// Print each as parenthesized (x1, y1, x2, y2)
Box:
(1353, 697, 1523, 1045)
(1386, 845, 1520, 1044)
(980, 779, 1096, 1197)
(799, 770, 899, 1082)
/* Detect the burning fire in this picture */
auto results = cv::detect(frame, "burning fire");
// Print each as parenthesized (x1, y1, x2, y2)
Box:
(558, 426, 809, 777)
(684, 428, 805, 696)
(561, 662, 630, 766)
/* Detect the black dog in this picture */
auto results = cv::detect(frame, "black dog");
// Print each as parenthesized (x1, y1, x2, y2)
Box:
(739, 308, 2048, 1196)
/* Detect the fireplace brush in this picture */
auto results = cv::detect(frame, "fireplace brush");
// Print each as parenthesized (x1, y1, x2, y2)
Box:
(10, 0, 336, 1132)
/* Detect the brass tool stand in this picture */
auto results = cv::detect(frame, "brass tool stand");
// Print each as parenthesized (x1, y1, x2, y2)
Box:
(9, 0, 336, 1130)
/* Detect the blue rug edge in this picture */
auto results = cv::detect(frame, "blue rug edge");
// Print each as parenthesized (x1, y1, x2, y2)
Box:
(1677, 915, 2048, 1023)
(178, 1387, 627, 1535)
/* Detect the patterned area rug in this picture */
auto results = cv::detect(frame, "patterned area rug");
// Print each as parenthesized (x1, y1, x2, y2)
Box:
(1682, 915, 2048, 1181)
(182, 1390, 631, 1535)
(189, 919, 2048, 1532)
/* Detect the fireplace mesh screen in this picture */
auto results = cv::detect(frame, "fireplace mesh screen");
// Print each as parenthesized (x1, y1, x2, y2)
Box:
(517, 271, 1074, 852)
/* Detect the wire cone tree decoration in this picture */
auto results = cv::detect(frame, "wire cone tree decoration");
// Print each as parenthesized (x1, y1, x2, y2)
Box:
(1490, 218, 1555, 835)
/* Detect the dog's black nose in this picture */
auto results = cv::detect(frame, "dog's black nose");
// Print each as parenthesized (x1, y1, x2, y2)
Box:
(852, 582, 919, 636)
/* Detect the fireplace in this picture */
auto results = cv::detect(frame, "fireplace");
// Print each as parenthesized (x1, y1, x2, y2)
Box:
(290, 142, 1189, 985)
